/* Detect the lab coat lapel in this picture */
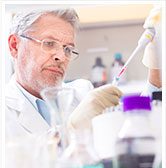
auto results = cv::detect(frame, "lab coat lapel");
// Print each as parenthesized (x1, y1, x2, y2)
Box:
(6, 77, 50, 134)
(17, 98, 50, 134)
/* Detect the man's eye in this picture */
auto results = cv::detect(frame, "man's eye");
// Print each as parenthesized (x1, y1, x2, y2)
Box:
(44, 41, 55, 47)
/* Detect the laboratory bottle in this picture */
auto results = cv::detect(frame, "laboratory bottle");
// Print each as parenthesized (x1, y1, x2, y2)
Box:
(150, 91, 162, 168)
(91, 57, 107, 88)
(150, 91, 162, 139)
(111, 53, 126, 84)
(56, 130, 104, 168)
(113, 95, 156, 168)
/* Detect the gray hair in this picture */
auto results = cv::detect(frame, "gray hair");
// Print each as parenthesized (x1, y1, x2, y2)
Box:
(10, 8, 79, 35)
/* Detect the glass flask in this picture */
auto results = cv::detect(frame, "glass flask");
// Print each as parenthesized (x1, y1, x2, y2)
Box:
(113, 95, 156, 168)
(56, 130, 104, 168)
(41, 87, 76, 151)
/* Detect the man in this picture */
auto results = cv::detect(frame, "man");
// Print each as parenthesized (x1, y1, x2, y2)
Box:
(6, 9, 122, 137)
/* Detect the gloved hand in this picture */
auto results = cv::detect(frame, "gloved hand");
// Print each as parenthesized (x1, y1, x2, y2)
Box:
(142, 6, 161, 69)
(67, 84, 123, 130)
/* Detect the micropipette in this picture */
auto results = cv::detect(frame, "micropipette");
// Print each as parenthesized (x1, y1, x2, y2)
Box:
(112, 28, 155, 86)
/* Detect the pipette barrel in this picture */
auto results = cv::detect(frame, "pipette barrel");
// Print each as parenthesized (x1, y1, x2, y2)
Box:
(111, 28, 155, 86)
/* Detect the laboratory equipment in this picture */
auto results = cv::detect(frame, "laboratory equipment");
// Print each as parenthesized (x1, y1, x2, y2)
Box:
(113, 94, 156, 168)
(56, 130, 104, 168)
(112, 28, 155, 86)
(91, 57, 107, 87)
(110, 53, 126, 84)
(150, 91, 162, 168)
(143, 6, 162, 70)
(92, 110, 125, 168)
(150, 91, 162, 138)
(6, 135, 49, 168)
(41, 87, 75, 152)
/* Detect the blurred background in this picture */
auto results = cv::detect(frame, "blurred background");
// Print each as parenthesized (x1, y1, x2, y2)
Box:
(5, 4, 154, 93)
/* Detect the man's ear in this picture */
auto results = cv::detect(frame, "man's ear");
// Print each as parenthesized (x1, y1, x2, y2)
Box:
(8, 34, 20, 58)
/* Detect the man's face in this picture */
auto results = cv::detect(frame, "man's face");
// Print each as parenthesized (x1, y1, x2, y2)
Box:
(15, 14, 75, 96)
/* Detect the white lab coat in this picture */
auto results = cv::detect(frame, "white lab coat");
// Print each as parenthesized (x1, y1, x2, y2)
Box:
(6, 77, 93, 138)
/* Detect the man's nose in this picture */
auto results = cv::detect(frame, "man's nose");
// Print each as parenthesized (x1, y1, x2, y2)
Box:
(52, 49, 66, 62)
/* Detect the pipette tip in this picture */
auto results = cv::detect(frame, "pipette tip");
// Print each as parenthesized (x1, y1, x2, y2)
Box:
(112, 77, 119, 86)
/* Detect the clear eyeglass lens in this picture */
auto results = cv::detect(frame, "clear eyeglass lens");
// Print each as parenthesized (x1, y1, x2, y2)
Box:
(64, 46, 73, 56)
(42, 39, 78, 59)
(42, 40, 58, 51)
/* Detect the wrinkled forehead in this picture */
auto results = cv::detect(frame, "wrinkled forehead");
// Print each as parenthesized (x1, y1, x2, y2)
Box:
(33, 13, 74, 27)
(30, 14, 75, 37)
(28, 14, 76, 42)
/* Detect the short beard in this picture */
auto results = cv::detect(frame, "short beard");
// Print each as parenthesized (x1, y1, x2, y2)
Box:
(17, 61, 64, 97)
(35, 75, 64, 93)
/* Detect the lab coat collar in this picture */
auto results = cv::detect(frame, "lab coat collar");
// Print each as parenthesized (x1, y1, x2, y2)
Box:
(6, 76, 50, 134)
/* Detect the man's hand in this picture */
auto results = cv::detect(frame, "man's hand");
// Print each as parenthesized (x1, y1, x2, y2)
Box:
(142, 6, 161, 69)
(67, 84, 123, 130)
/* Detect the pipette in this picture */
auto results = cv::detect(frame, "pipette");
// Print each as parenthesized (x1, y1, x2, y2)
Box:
(112, 28, 155, 86)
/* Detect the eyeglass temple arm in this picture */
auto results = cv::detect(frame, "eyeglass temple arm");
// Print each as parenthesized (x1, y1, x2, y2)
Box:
(72, 51, 79, 55)
(20, 35, 41, 43)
